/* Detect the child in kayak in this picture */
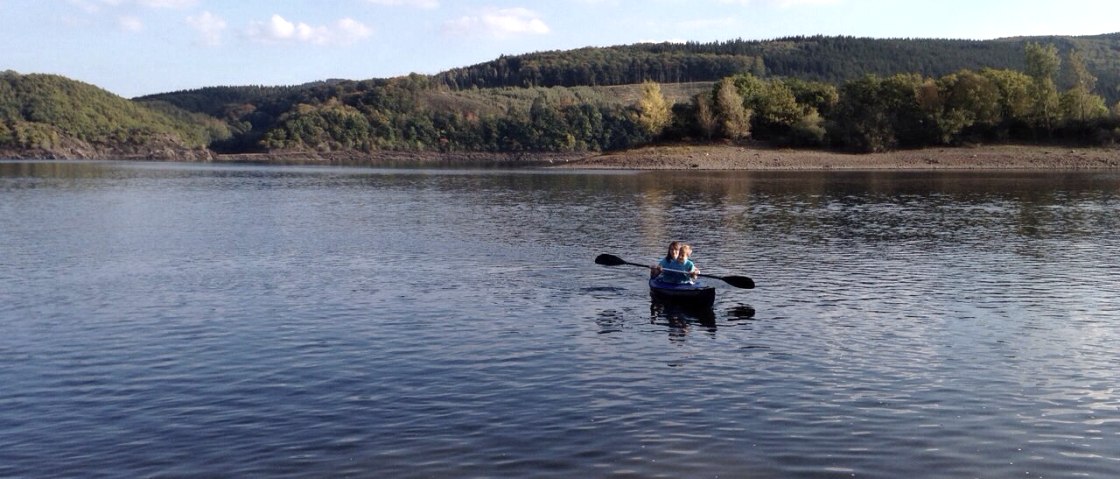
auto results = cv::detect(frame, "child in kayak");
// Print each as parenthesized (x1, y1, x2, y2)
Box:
(651, 241, 700, 284)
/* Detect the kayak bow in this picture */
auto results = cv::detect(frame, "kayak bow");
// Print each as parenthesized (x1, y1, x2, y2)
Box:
(648, 277, 716, 309)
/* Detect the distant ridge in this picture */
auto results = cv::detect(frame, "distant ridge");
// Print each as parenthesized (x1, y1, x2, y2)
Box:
(6, 33, 1120, 159)
(431, 34, 1120, 101)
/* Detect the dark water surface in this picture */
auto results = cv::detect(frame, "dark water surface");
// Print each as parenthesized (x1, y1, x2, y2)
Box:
(2, 160, 1118, 478)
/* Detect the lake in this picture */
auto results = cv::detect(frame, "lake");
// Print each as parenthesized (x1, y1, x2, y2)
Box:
(2, 160, 1118, 478)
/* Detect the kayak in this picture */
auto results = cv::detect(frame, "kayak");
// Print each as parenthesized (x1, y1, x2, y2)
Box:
(648, 277, 716, 309)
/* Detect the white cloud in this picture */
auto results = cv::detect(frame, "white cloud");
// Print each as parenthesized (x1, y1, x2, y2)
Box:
(335, 18, 374, 42)
(442, 8, 550, 38)
(365, 0, 439, 8)
(187, 11, 226, 46)
(247, 14, 373, 46)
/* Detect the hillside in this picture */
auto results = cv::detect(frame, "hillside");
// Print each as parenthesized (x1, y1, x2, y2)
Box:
(0, 71, 225, 159)
(4, 33, 1120, 160)
(434, 34, 1120, 103)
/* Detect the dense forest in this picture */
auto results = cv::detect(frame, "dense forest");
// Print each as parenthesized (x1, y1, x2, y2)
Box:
(3, 34, 1120, 158)
(0, 71, 228, 157)
(435, 35, 1120, 101)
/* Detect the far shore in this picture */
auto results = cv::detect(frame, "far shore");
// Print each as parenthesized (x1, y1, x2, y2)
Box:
(554, 144, 1120, 170)
(7, 143, 1120, 170)
(216, 144, 1120, 170)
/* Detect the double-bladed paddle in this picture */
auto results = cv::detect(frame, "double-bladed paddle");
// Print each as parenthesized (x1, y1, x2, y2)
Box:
(594, 253, 755, 289)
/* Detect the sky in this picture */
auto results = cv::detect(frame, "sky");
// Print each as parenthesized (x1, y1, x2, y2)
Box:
(2, 0, 1119, 98)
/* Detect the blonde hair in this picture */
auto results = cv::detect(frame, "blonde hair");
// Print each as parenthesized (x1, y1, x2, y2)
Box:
(680, 244, 693, 258)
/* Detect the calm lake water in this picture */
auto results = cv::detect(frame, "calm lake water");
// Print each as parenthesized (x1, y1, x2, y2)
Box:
(2, 160, 1118, 478)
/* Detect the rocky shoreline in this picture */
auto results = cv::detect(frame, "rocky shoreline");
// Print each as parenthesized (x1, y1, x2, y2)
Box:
(5, 144, 1120, 170)
(211, 144, 1120, 170)
(558, 144, 1120, 170)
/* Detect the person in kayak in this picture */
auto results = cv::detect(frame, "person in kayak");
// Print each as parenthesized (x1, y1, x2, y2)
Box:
(650, 241, 700, 284)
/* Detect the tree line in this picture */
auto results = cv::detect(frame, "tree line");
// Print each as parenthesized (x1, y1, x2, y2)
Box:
(433, 35, 1120, 105)
(1, 71, 227, 152)
(4, 36, 1120, 157)
(205, 42, 1120, 154)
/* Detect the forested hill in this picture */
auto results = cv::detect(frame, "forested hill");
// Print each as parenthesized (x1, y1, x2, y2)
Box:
(6, 33, 1120, 159)
(434, 34, 1120, 98)
(0, 71, 228, 159)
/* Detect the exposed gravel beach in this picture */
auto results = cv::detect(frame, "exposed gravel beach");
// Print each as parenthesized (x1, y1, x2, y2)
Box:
(12, 143, 1119, 170)
(555, 144, 1120, 170)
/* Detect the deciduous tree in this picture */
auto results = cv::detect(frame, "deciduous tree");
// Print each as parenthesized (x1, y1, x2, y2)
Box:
(714, 78, 750, 140)
(634, 81, 670, 137)
(1025, 42, 1061, 130)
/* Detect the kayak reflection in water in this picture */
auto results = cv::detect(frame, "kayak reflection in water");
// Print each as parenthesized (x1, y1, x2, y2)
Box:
(650, 299, 717, 331)
(650, 241, 700, 284)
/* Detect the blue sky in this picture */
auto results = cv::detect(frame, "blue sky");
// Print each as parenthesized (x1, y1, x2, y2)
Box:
(2, 0, 1118, 98)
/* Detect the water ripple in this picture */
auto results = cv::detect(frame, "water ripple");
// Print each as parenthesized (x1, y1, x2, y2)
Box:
(2, 164, 1119, 478)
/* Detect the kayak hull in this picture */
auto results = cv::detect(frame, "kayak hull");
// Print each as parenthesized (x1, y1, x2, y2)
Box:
(649, 277, 716, 309)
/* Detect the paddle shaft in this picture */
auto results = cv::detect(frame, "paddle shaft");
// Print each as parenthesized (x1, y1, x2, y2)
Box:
(595, 253, 754, 289)
(612, 259, 701, 279)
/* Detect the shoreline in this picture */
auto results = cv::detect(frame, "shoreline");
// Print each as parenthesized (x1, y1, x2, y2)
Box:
(6, 144, 1120, 170)
(556, 144, 1120, 170)
(219, 144, 1120, 170)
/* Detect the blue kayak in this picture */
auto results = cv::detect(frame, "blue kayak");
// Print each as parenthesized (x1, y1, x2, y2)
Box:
(649, 277, 716, 309)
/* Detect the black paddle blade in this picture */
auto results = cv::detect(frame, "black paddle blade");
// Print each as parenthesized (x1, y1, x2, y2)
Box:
(721, 275, 755, 289)
(594, 254, 627, 266)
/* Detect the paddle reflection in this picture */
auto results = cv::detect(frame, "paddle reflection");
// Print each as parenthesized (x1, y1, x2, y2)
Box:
(727, 304, 757, 320)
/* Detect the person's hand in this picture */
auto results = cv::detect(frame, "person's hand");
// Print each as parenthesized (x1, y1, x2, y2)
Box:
(690, 268, 699, 279)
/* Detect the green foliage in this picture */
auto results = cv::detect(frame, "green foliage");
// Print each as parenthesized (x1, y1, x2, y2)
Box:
(9, 34, 1120, 157)
(828, 75, 897, 152)
(714, 78, 751, 140)
(933, 70, 1002, 143)
(0, 71, 219, 151)
(1060, 49, 1109, 122)
(980, 68, 1034, 124)
(428, 35, 1120, 104)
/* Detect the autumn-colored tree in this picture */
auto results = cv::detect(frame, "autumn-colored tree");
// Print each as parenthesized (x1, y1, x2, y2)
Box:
(693, 92, 717, 140)
(634, 81, 670, 137)
(714, 78, 750, 140)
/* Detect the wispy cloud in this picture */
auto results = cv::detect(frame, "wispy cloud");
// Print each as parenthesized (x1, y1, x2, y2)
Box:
(442, 7, 550, 38)
(187, 11, 226, 46)
(365, 0, 440, 8)
(246, 14, 373, 46)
